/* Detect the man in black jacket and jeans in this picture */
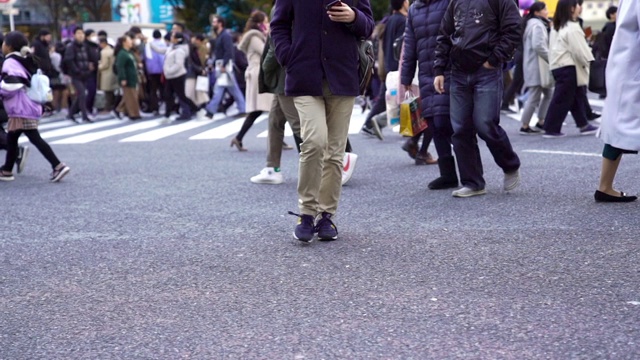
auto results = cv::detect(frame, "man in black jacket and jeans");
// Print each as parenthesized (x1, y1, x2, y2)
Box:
(64, 28, 93, 123)
(434, 0, 521, 198)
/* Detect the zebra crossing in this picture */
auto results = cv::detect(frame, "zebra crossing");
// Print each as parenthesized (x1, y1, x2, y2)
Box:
(19, 107, 368, 145)
(17, 97, 604, 146)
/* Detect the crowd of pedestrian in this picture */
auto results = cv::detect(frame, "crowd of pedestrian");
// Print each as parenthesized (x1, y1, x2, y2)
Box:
(1, 0, 638, 240)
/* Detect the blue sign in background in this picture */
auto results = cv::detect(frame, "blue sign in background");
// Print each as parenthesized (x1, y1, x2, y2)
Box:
(111, 0, 176, 23)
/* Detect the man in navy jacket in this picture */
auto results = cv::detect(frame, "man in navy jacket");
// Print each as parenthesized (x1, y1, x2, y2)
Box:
(271, 0, 374, 242)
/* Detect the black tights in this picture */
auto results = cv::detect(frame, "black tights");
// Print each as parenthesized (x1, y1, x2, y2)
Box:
(1, 129, 61, 172)
(411, 126, 433, 154)
(236, 111, 263, 142)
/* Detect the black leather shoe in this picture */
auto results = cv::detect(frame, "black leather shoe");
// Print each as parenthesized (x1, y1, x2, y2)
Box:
(594, 190, 638, 203)
(587, 111, 602, 121)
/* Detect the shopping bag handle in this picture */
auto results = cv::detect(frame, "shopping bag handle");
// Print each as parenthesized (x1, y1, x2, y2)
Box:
(404, 89, 414, 100)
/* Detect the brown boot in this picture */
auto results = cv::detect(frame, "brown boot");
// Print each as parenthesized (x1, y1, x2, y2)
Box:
(415, 152, 438, 166)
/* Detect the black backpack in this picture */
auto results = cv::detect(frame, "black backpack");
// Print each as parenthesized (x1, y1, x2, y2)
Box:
(354, 0, 375, 95)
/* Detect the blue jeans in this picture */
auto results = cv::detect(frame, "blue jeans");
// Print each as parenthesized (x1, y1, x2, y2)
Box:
(450, 67, 520, 190)
(205, 70, 246, 115)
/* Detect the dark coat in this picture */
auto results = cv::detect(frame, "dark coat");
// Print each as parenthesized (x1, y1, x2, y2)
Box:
(115, 49, 138, 88)
(401, 0, 451, 118)
(32, 38, 57, 78)
(63, 40, 91, 80)
(271, 0, 375, 97)
(259, 35, 284, 95)
(383, 12, 406, 73)
(434, 0, 522, 75)
(213, 29, 234, 67)
(84, 40, 100, 72)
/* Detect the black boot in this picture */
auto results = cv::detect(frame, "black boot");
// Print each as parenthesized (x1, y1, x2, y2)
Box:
(428, 156, 459, 190)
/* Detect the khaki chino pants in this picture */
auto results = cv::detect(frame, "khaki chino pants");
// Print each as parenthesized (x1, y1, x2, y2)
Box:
(294, 82, 355, 216)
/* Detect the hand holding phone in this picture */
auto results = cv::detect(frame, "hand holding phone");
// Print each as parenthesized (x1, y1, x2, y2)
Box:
(325, 0, 342, 10)
(326, 0, 355, 23)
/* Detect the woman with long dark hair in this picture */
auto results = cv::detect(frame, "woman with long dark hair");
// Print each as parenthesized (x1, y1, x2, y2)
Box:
(0, 31, 70, 182)
(230, 10, 272, 151)
(542, 0, 598, 138)
(519, 1, 552, 135)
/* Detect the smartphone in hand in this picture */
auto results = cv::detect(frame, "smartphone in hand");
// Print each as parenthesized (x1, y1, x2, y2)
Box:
(325, 0, 342, 10)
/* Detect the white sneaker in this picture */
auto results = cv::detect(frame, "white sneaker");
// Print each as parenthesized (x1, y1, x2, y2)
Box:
(452, 187, 487, 198)
(160, 117, 172, 125)
(250, 167, 284, 184)
(503, 169, 520, 192)
(341, 153, 358, 185)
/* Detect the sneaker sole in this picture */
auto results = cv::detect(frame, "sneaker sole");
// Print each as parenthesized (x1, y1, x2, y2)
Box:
(580, 131, 597, 136)
(452, 189, 487, 198)
(0, 176, 15, 181)
(542, 134, 566, 139)
(17, 146, 29, 174)
(293, 232, 314, 243)
(250, 178, 284, 184)
(51, 167, 70, 183)
(318, 235, 338, 241)
(519, 132, 541, 136)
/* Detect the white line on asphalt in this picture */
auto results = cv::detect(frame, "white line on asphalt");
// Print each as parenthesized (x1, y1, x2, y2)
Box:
(256, 121, 294, 138)
(189, 115, 267, 140)
(24, 120, 123, 144)
(522, 149, 600, 157)
(119, 116, 223, 142)
(51, 120, 161, 144)
(38, 120, 77, 131)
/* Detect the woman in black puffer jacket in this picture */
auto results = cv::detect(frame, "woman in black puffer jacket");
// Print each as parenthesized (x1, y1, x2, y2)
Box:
(401, 0, 458, 190)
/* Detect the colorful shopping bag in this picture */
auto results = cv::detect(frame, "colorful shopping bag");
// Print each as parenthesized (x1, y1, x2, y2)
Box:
(399, 92, 427, 137)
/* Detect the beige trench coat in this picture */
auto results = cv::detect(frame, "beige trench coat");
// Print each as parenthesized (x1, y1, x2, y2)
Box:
(98, 46, 118, 91)
(239, 29, 273, 113)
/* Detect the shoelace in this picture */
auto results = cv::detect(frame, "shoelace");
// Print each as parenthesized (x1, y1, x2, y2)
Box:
(314, 214, 337, 233)
(288, 211, 318, 233)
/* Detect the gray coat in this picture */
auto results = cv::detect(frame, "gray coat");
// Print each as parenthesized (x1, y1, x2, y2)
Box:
(522, 17, 550, 88)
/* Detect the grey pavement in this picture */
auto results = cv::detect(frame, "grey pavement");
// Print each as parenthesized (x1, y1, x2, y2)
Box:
(1, 107, 639, 359)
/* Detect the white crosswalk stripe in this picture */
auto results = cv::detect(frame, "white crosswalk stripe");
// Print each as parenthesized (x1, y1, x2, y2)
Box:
(189, 114, 268, 140)
(119, 114, 225, 142)
(51, 120, 161, 144)
(13, 98, 601, 145)
(19, 119, 123, 144)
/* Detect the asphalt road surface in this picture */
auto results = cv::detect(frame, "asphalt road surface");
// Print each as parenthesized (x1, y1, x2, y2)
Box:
(1, 101, 639, 359)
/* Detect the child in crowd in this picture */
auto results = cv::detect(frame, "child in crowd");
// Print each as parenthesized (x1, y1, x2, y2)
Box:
(0, 31, 70, 182)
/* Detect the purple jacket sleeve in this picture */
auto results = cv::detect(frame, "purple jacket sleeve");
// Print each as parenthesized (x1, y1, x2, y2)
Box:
(270, 0, 294, 67)
(401, 9, 417, 86)
(346, 0, 375, 39)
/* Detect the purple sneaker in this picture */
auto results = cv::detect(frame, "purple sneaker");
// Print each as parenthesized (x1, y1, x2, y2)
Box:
(580, 124, 599, 136)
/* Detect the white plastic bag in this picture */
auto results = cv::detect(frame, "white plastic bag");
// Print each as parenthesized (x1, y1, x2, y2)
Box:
(385, 71, 400, 126)
(196, 75, 209, 92)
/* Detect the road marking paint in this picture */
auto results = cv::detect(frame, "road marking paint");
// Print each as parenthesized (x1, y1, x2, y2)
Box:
(522, 149, 600, 157)
(257, 122, 294, 138)
(22, 120, 123, 145)
(189, 115, 267, 140)
(119, 115, 223, 142)
(38, 120, 77, 131)
(52, 120, 160, 144)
